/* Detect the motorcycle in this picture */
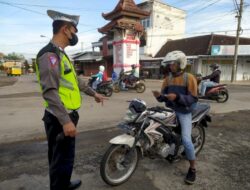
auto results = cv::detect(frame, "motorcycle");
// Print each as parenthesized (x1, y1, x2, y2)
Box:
(196, 75, 229, 103)
(88, 76, 113, 97)
(100, 99, 211, 186)
(113, 72, 146, 93)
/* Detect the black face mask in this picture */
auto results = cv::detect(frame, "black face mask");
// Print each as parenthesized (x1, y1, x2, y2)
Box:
(69, 33, 78, 46)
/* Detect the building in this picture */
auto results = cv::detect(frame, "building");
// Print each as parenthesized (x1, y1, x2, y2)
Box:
(138, 0, 186, 57)
(155, 34, 250, 81)
(72, 51, 108, 76)
(98, 0, 149, 76)
(87, 0, 185, 77)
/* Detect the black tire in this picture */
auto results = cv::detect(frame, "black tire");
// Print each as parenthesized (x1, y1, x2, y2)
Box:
(104, 87, 113, 97)
(216, 90, 229, 103)
(100, 144, 139, 186)
(113, 83, 120, 93)
(135, 83, 146, 93)
(192, 124, 205, 156)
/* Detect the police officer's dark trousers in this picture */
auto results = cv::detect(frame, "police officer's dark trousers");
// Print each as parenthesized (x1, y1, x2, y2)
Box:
(43, 110, 79, 190)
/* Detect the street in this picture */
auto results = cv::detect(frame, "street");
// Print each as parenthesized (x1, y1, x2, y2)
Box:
(0, 75, 250, 190)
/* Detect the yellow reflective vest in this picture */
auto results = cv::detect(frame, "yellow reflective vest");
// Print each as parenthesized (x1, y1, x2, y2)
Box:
(36, 51, 81, 110)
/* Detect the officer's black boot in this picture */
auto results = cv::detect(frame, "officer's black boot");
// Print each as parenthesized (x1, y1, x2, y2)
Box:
(68, 179, 82, 190)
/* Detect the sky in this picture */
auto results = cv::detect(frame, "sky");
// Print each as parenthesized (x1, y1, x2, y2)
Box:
(0, 0, 250, 59)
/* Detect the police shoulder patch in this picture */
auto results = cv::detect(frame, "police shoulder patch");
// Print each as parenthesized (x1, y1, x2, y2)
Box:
(49, 55, 58, 68)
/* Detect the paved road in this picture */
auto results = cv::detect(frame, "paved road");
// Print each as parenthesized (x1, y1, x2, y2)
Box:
(0, 75, 250, 190)
(0, 111, 250, 190)
(0, 75, 250, 144)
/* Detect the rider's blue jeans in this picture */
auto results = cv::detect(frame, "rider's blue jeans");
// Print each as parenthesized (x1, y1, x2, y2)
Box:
(200, 81, 217, 96)
(92, 80, 101, 90)
(176, 112, 196, 161)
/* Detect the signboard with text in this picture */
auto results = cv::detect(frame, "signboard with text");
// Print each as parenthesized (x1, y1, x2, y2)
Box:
(113, 31, 140, 76)
(211, 45, 250, 55)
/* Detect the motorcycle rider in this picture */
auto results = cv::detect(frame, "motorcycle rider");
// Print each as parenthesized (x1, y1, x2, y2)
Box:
(92, 65, 105, 90)
(124, 64, 139, 84)
(152, 50, 198, 184)
(199, 63, 221, 96)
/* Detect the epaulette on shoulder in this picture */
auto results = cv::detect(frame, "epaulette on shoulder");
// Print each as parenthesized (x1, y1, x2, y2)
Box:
(37, 43, 60, 58)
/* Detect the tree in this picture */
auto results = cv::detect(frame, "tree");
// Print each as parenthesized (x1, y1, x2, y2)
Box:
(0, 52, 4, 64)
(4, 52, 25, 61)
(0, 52, 4, 59)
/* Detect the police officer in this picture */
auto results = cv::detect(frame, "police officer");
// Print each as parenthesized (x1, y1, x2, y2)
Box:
(36, 10, 106, 190)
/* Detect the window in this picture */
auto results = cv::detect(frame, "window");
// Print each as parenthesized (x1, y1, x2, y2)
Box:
(141, 18, 150, 28)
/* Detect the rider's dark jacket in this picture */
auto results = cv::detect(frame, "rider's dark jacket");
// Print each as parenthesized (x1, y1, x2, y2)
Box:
(156, 72, 198, 113)
(202, 69, 221, 83)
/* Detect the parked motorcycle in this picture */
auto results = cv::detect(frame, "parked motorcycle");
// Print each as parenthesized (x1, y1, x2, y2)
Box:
(196, 75, 229, 103)
(100, 99, 211, 186)
(88, 76, 113, 97)
(113, 72, 146, 93)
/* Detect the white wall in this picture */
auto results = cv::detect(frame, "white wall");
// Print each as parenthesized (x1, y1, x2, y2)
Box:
(237, 58, 250, 80)
(199, 58, 250, 81)
(139, 1, 186, 57)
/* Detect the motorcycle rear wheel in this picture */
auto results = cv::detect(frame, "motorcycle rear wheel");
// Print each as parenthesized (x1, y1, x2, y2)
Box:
(113, 83, 121, 93)
(100, 144, 139, 186)
(216, 90, 229, 103)
(136, 83, 146, 93)
(104, 87, 113, 97)
(192, 124, 205, 155)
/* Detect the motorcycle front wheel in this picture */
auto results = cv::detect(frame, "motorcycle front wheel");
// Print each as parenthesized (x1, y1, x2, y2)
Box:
(100, 144, 139, 186)
(135, 83, 146, 93)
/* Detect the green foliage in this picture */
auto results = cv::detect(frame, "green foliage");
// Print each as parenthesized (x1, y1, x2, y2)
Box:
(4, 52, 25, 61)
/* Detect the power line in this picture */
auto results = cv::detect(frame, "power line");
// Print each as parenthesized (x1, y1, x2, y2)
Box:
(78, 28, 99, 34)
(187, 10, 236, 31)
(154, 0, 225, 33)
(233, 0, 240, 13)
(187, 0, 223, 17)
(0, 1, 45, 15)
(3, 41, 47, 46)
(0, 1, 101, 28)
(0, 1, 108, 12)
(145, 28, 250, 37)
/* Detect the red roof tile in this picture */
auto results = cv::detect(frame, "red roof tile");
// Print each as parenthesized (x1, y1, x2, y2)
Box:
(98, 18, 144, 34)
(102, 0, 150, 20)
(155, 34, 250, 57)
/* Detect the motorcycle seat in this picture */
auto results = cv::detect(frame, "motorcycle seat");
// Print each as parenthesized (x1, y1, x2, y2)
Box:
(192, 103, 210, 121)
(212, 84, 227, 88)
(101, 80, 112, 84)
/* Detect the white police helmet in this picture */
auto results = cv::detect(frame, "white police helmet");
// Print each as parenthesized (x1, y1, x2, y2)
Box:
(99, 65, 105, 72)
(47, 10, 80, 32)
(162, 50, 187, 70)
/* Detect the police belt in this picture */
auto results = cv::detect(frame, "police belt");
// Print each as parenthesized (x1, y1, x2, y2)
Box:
(45, 108, 78, 115)
(66, 109, 79, 114)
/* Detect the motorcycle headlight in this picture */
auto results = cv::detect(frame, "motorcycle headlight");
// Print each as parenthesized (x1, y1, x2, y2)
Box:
(123, 109, 138, 122)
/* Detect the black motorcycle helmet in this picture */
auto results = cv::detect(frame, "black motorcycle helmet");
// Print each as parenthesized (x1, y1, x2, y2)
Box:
(129, 99, 147, 114)
(209, 63, 219, 70)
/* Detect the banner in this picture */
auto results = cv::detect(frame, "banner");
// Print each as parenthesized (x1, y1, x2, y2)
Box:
(211, 45, 250, 55)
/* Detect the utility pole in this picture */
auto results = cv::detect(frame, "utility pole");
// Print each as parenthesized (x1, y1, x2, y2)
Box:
(231, 0, 244, 82)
